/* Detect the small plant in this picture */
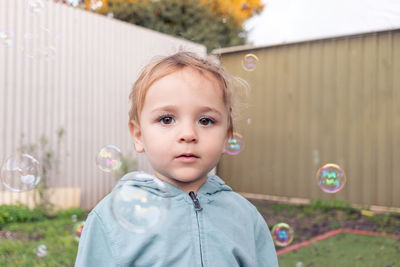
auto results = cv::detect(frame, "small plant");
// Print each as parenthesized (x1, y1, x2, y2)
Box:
(0, 204, 45, 226)
(328, 220, 341, 229)
(310, 199, 354, 213)
(18, 128, 65, 216)
(112, 152, 138, 181)
(54, 207, 87, 220)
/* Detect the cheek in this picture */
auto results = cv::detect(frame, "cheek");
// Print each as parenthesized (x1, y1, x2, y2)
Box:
(202, 132, 227, 153)
(142, 128, 171, 155)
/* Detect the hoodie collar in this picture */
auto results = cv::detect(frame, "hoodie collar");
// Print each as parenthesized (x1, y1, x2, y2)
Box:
(117, 171, 232, 198)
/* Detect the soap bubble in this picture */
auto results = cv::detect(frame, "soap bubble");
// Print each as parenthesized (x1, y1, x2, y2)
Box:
(40, 46, 56, 60)
(316, 163, 346, 193)
(27, 0, 45, 15)
(21, 32, 38, 59)
(0, 30, 14, 48)
(271, 223, 294, 247)
(1, 154, 41, 192)
(66, 0, 80, 7)
(90, 0, 103, 10)
(96, 145, 122, 172)
(225, 132, 244, 155)
(73, 221, 85, 241)
(36, 244, 47, 258)
(111, 172, 171, 234)
(241, 54, 258, 72)
(296, 262, 303, 267)
(21, 28, 60, 60)
(71, 214, 77, 222)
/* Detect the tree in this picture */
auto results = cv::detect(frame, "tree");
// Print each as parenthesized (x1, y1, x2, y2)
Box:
(201, 0, 264, 26)
(93, 0, 259, 52)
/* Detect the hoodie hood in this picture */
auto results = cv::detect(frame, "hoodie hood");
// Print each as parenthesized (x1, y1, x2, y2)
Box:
(116, 171, 232, 198)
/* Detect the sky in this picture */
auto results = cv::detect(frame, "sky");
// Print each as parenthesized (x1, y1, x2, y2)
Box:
(244, 0, 400, 46)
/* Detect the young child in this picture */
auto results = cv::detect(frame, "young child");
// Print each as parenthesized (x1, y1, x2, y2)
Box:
(75, 51, 278, 267)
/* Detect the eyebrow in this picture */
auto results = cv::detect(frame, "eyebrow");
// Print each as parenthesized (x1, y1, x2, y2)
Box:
(150, 105, 223, 116)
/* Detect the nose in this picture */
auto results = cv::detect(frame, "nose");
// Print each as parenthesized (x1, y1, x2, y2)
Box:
(178, 122, 198, 143)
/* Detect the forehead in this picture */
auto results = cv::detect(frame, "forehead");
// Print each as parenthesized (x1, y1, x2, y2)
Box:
(143, 67, 226, 110)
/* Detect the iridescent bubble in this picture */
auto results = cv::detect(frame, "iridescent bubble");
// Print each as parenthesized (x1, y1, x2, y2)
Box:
(296, 262, 304, 267)
(73, 221, 85, 241)
(96, 145, 122, 172)
(111, 171, 171, 234)
(90, 0, 103, 10)
(271, 223, 294, 247)
(36, 244, 47, 258)
(66, 0, 80, 7)
(0, 30, 14, 48)
(21, 28, 60, 60)
(316, 163, 346, 193)
(241, 54, 258, 72)
(40, 46, 56, 60)
(1, 154, 41, 192)
(27, 0, 45, 15)
(21, 32, 38, 59)
(71, 214, 77, 222)
(225, 132, 244, 155)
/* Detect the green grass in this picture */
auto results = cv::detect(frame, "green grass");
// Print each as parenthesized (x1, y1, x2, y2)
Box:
(1, 201, 399, 266)
(278, 233, 400, 267)
(0, 207, 86, 267)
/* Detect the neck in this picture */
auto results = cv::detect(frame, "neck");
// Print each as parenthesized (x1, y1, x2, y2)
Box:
(153, 173, 207, 194)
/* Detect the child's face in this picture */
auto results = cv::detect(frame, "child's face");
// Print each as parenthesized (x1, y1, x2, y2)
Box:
(130, 67, 230, 192)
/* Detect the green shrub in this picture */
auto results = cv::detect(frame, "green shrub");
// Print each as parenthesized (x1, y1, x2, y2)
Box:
(310, 199, 354, 212)
(0, 204, 45, 226)
(54, 207, 87, 220)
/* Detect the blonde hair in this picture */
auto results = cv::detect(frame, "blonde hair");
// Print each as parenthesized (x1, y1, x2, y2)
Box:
(129, 51, 246, 137)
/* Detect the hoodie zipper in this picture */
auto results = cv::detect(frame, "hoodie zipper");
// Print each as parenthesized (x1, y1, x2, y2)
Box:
(189, 191, 204, 267)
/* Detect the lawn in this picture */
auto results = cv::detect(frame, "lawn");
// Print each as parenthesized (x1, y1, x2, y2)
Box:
(249, 198, 400, 266)
(278, 232, 400, 267)
(0, 206, 86, 267)
(0, 200, 399, 266)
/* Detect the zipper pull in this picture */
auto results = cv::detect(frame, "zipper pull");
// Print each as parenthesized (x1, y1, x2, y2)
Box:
(189, 191, 202, 211)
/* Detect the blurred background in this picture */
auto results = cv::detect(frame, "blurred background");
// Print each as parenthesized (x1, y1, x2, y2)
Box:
(0, 0, 399, 266)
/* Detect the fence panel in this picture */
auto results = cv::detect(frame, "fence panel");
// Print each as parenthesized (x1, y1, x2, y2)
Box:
(217, 29, 400, 208)
(0, 0, 205, 209)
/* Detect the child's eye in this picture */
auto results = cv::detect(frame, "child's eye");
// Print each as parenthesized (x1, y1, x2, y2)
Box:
(199, 117, 214, 126)
(159, 116, 175, 125)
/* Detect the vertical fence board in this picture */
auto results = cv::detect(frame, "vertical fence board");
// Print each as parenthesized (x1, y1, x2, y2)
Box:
(0, 0, 205, 209)
(218, 29, 400, 208)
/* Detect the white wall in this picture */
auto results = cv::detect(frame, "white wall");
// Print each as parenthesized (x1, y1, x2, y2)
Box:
(0, 0, 205, 209)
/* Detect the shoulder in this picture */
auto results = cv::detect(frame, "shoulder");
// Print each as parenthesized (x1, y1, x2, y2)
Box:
(219, 189, 258, 209)
(89, 192, 112, 217)
(85, 192, 117, 235)
(215, 190, 264, 223)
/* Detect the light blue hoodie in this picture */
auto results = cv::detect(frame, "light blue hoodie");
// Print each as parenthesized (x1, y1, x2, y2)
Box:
(75, 172, 279, 267)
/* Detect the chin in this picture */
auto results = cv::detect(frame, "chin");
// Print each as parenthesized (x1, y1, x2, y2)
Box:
(171, 171, 207, 183)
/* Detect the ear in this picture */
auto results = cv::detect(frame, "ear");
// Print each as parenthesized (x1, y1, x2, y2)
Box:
(129, 120, 145, 153)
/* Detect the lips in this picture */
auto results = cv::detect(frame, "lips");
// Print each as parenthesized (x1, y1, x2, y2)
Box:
(175, 153, 199, 162)
(176, 153, 199, 158)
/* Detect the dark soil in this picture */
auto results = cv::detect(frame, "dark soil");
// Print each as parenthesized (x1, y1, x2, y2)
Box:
(0, 230, 44, 241)
(249, 199, 400, 251)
